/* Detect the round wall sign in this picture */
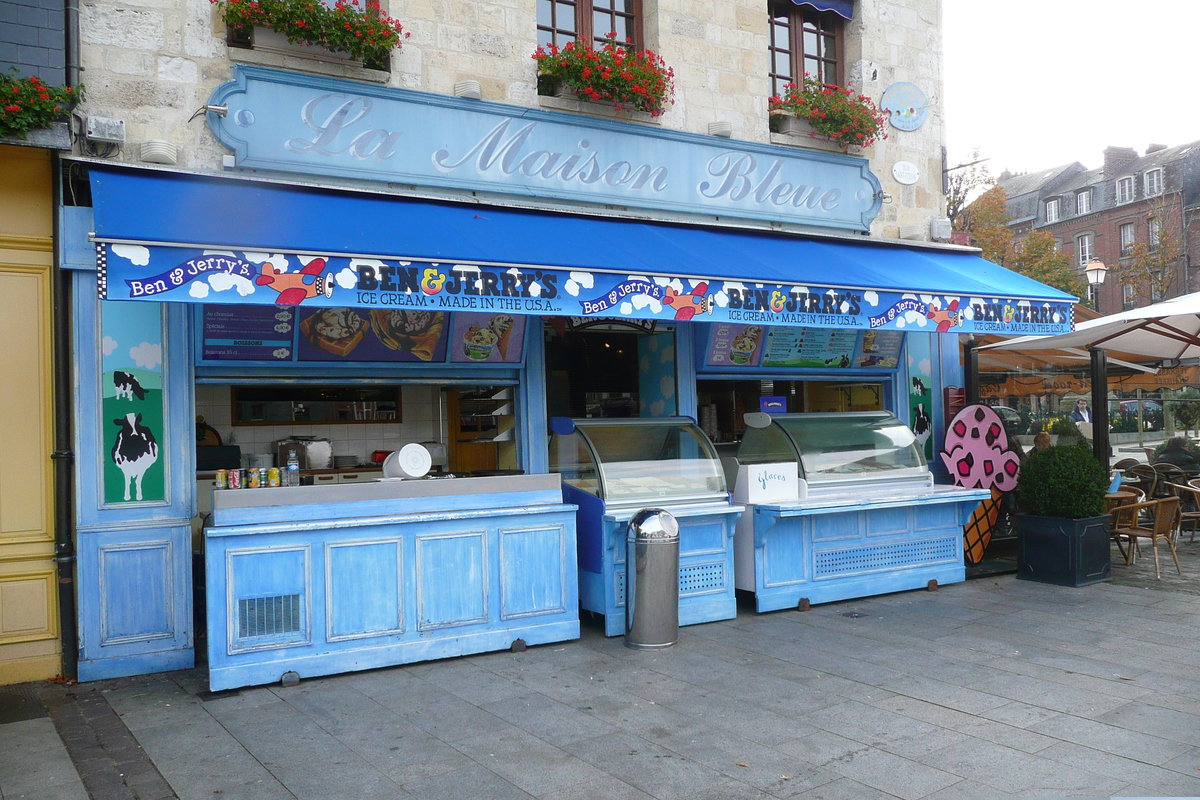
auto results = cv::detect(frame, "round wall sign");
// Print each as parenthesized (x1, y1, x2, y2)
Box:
(880, 82, 930, 132)
(892, 161, 919, 185)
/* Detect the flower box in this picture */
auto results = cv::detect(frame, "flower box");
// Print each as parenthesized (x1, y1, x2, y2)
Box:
(249, 26, 359, 64)
(768, 75, 887, 152)
(533, 36, 674, 118)
(771, 114, 817, 137)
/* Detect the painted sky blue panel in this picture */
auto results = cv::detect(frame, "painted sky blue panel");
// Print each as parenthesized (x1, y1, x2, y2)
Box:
(500, 527, 565, 618)
(865, 506, 908, 537)
(203, 67, 879, 232)
(417, 533, 486, 629)
(328, 541, 402, 638)
(231, 549, 307, 598)
(100, 544, 171, 641)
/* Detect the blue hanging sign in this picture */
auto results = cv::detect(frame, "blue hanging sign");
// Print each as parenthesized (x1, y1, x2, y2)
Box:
(206, 66, 882, 232)
(97, 243, 1073, 335)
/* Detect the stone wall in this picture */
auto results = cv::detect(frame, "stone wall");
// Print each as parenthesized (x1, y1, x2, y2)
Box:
(75, 0, 946, 238)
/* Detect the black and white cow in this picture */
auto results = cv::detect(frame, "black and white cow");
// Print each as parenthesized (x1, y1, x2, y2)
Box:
(113, 371, 147, 401)
(112, 412, 159, 501)
(912, 403, 932, 449)
(911, 376, 928, 396)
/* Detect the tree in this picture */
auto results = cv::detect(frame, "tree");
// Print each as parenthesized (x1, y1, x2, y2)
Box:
(945, 149, 994, 229)
(1011, 230, 1085, 300)
(1116, 196, 1182, 305)
(960, 186, 1085, 300)
(959, 185, 1013, 265)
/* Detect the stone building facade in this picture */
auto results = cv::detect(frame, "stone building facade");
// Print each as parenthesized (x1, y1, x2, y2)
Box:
(73, 0, 949, 240)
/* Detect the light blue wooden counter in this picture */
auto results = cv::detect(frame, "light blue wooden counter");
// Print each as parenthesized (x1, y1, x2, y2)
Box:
(205, 475, 578, 691)
(564, 484, 743, 637)
(747, 486, 991, 613)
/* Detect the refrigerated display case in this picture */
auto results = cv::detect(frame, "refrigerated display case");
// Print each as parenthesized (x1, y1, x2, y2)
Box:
(549, 417, 743, 636)
(727, 412, 990, 612)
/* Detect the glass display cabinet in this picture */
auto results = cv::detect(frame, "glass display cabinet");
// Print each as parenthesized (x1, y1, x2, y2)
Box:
(549, 417, 743, 636)
(727, 412, 990, 613)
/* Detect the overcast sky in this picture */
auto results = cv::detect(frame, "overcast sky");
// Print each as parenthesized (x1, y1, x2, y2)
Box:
(942, 0, 1200, 178)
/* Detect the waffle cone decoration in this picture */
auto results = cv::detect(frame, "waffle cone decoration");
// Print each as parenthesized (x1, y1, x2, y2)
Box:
(963, 488, 1003, 565)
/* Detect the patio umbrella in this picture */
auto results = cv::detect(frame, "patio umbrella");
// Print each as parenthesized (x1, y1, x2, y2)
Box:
(976, 292, 1200, 471)
(978, 291, 1200, 358)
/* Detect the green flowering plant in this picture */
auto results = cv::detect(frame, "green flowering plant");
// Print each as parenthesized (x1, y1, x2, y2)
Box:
(768, 74, 887, 150)
(533, 34, 675, 117)
(213, 0, 407, 65)
(0, 70, 82, 140)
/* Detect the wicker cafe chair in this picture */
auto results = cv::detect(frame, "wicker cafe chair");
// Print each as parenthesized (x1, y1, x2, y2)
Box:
(1110, 496, 1182, 579)
(1152, 463, 1191, 495)
(1112, 458, 1141, 473)
(1122, 464, 1159, 499)
(1168, 482, 1200, 543)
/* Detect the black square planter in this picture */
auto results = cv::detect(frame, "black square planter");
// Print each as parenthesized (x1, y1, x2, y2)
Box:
(1015, 514, 1111, 587)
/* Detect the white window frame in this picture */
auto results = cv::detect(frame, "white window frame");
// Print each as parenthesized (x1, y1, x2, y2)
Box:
(1144, 168, 1162, 197)
(1116, 176, 1135, 204)
(1075, 190, 1090, 215)
(1120, 222, 1135, 255)
(1044, 198, 1059, 223)
(1077, 233, 1094, 267)
(1148, 217, 1162, 249)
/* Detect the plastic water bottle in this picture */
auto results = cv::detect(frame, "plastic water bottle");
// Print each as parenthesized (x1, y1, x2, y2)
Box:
(287, 452, 300, 487)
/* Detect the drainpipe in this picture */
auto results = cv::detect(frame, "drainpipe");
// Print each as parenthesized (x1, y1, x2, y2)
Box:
(53, 0, 82, 680)
(51, 158, 78, 681)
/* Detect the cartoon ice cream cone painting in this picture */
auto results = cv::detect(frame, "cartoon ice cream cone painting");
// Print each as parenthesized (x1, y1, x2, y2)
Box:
(939, 404, 1022, 565)
(489, 314, 515, 360)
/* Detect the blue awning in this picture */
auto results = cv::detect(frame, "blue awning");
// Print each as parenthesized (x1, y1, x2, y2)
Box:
(88, 167, 1075, 334)
(790, 0, 854, 19)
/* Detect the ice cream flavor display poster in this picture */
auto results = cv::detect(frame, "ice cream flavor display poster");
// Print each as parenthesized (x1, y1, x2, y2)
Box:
(448, 313, 525, 363)
(296, 308, 448, 362)
(101, 244, 1075, 336)
(705, 324, 765, 367)
(761, 329, 859, 369)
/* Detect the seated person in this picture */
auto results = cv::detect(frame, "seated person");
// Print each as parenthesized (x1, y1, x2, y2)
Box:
(1023, 431, 1052, 460)
(1153, 436, 1200, 474)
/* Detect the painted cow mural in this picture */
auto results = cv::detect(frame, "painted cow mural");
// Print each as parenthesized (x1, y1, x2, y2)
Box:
(939, 404, 1022, 565)
(111, 412, 160, 502)
(113, 370, 146, 401)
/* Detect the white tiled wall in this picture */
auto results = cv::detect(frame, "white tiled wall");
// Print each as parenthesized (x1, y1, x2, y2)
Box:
(195, 384, 448, 466)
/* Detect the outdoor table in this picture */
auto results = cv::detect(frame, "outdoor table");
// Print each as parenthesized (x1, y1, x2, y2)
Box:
(1105, 490, 1138, 512)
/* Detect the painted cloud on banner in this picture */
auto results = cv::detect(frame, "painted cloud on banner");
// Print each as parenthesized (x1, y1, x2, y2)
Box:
(244, 252, 290, 273)
(102, 335, 119, 356)
(209, 272, 255, 296)
(130, 342, 161, 370)
(112, 244, 150, 266)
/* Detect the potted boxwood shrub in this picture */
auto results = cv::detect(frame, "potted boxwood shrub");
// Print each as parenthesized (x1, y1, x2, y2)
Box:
(1015, 445, 1111, 587)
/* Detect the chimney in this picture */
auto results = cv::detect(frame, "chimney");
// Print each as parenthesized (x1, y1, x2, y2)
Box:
(1103, 146, 1138, 176)
(998, 169, 1012, 181)
(1146, 143, 1168, 154)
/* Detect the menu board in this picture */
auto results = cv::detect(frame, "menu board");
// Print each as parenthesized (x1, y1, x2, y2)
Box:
(855, 330, 904, 368)
(704, 323, 766, 367)
(761, 328, 860, 368)
(448, 312, 525, 363)
(201, 305, 295, 361)
(297, 308, 448, 362)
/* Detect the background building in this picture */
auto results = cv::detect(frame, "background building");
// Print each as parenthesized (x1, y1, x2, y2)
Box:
(998, 143, 1200, 313)
(0, 0, 73, 684)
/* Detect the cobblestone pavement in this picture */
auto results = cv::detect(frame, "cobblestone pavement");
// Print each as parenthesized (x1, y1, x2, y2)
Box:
(5, 568, 1200, 799)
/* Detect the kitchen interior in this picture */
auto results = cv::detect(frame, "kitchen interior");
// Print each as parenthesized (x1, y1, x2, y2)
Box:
(192, 381, 517, 532)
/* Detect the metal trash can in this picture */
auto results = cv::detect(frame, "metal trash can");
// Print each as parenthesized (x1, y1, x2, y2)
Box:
(625, 508, 680, 650)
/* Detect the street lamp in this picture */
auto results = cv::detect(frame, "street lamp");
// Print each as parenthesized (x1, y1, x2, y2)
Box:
(1085, 258, 1108, 287)
(1085, 258, 1108, 311)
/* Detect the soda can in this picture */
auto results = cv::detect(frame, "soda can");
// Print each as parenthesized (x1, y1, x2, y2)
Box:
(215, 469, 228, 489)
(228, 468, 242, 489)
(268, 467, 281, 487)
(247, 468, 261, 489)
(258, 467, 269, 487)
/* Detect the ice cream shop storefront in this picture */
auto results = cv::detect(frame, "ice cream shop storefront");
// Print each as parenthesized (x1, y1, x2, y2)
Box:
(63, 67, 1076, 690)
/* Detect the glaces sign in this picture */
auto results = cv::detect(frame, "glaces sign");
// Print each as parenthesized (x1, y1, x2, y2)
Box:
(208, 66, 882, 232)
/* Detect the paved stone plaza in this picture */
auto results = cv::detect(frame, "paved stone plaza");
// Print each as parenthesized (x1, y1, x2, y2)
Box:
(4, 549, 1200, 800)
